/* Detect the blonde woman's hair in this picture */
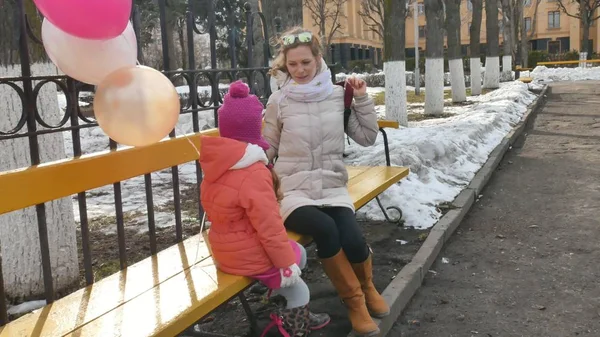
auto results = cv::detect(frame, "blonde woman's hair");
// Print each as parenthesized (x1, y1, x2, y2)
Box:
(268, 167, 283, 202)
(269, 27, 323, 77)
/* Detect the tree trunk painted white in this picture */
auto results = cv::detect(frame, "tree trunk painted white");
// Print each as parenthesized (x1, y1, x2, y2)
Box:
(383, 0, 407, 126)
(384, 60, 408, 126)
(502, 55, 512, 73)
(483, 56, 500, 89)
(449, 59, 466, 102)
(425, 58, 444, 115)
(424, 0, 445, 115)
(0, 62, 79, 299)
(470, 58, 482, 95)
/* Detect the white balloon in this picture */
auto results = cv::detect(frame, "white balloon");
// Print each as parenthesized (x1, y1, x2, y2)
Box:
(41, 18, 137, 85)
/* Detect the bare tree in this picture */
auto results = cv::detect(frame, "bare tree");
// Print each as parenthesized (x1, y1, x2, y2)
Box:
(425, 0, 445, 115)
(511, 0, 522, 60)
(446, 0, 466, 102)
(556, 0, 600, 54)
(304, 0, 347, 61)
(469, 0, 484, 95)
(0, 0, 47, 65)
(260, 0, 304, 36)
(359, 0, 413, 41)
(359, 0, 385, 40)
(383, 0, 407, 125)
(500, 0, 513, 77)
(521, 0, 542, 67)
(483, 0, 500, 89)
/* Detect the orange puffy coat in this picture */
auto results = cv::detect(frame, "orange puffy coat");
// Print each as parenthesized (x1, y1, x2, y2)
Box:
(199, 136, 296, 276)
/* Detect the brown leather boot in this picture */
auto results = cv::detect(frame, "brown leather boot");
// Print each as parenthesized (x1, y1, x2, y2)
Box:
(351, 253, 390, 318)
(320, 250, 380, 337)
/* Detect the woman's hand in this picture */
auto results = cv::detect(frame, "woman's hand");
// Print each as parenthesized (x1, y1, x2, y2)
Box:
(347, 76, 367, 97)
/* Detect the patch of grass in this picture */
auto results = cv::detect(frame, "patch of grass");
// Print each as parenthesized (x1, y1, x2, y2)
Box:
(373, 92, 385, 105)
(94, 260, 121, 280)
(465, 87, 495, 96)
(374, 87, 496, 106)
(156, 184, 201, 220)
(374, 90, 452, 104)
(408, 113, 456, 122)
(86, 211, 144, 231)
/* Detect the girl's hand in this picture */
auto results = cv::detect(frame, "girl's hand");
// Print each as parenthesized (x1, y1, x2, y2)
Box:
(347, 76, 367, 97)
(279, 263, 302, 287)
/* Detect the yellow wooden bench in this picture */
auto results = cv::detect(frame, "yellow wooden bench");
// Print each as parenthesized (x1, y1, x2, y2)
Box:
(536, 59, 600, 67)
(0, 120, 408, 337)
(519, 77, 533, 83)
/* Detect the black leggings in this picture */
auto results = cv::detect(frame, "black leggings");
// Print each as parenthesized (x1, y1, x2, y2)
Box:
(284, 206, 369, 263)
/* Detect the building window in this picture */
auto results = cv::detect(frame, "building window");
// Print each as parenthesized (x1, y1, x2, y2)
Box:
(548, 40, 560, 54)
(524, 0, 531, 6)
(548, 11, 560, 28)
(524, 17, 531, 31)
(418, 3, 424, 15)
(418, 25, 426, 39)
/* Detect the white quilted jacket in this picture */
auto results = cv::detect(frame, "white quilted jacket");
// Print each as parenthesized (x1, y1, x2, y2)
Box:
(263, 63, 379, 221)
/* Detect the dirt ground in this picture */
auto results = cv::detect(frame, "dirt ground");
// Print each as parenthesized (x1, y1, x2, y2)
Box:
(185, 220, 427, 337)
(72, 184, 428, 337)
(389, 82, 600, 337)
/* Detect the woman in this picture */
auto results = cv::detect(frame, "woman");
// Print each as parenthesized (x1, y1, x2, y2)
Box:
(263, 27, 387, 337)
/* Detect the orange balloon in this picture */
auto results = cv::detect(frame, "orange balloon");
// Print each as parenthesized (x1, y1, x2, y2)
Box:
(94, 65, 180, 147)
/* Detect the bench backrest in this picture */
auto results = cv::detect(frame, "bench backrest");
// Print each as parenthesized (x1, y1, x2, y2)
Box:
(0, 128, 220, 216)
(0, 120, 398, 216)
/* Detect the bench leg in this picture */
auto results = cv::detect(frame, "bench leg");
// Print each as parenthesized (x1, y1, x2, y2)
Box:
(375, 196, 404, 226)
(183, 293, 259, 337)
(379, 128, 391, 167)
(238, 293, 259, 337)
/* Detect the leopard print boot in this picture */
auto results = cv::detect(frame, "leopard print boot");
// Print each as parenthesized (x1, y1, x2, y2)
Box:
(261, 305, 311, 337)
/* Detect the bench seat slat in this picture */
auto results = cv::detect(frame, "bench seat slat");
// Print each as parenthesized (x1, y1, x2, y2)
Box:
(347, 166, 409, 209)
(0, 234, 212, 337)
(65, 258, 250, 337)
(1, 166, 408, 336)
(63, 167, 407, 337)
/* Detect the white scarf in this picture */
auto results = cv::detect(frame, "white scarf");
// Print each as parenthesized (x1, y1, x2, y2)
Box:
(275, 59, 334, 104)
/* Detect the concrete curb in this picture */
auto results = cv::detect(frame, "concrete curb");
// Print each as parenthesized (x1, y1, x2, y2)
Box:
(365, 84, 550, 337)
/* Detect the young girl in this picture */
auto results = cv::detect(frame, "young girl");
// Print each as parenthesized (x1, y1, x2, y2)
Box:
(199, 80, 330, 337)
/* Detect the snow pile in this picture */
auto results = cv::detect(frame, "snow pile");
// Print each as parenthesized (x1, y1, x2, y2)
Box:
(57, 80, 538, 231)
(344, 81, 538, 229)
(531, 66, 600, 82)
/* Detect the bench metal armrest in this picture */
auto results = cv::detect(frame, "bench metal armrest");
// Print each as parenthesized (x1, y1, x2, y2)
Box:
(377, 120, 399, 167)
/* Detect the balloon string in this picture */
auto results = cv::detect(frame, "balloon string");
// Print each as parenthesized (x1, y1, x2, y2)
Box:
(130, 51, 204, 262)
(181, 132, 201, 158)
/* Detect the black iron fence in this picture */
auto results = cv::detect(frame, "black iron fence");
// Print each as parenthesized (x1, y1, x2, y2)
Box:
(0, 0, 339, 326)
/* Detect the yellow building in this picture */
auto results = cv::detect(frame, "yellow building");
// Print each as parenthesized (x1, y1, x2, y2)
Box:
(302, 0, 596, 68)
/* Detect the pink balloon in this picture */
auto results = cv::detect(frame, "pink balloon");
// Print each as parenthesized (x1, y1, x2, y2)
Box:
(33, 0, 132, 40)
(42, 19, 137, 85)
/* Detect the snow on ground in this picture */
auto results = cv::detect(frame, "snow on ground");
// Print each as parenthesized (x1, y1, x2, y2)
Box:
(7, 300, 46, 316)
(58, 80, 538, 232)
(345, 81, 537, 229)
(531, 65, 600, 82)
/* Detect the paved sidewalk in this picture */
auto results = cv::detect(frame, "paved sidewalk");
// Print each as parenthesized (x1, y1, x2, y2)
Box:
(390, 82, 600, 337)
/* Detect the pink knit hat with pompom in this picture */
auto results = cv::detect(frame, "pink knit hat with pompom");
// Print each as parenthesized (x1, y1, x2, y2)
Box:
(217, 80, 269, 150)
